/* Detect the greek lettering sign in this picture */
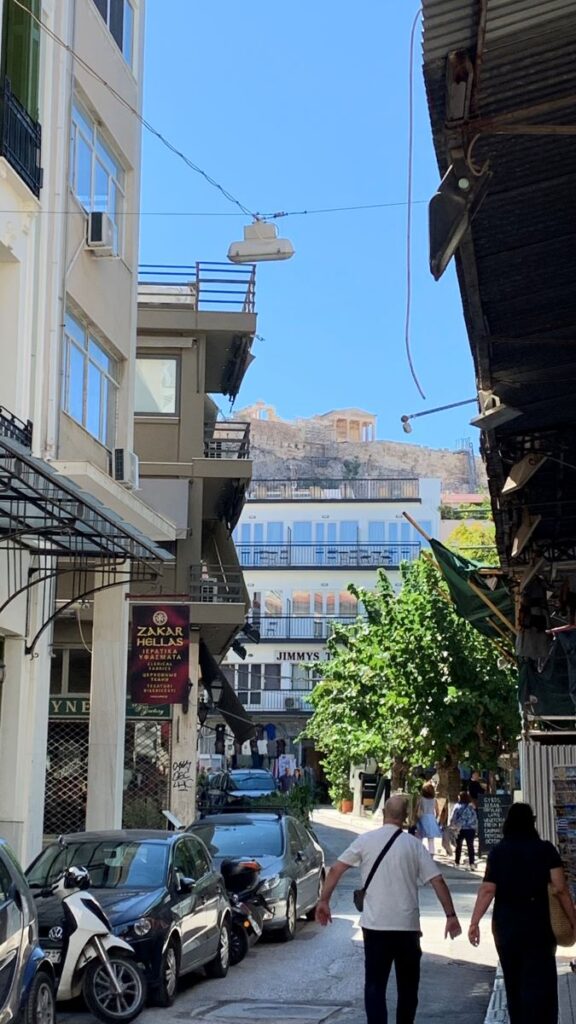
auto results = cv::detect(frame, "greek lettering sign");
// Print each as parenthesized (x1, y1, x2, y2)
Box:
(130, 605, 190, 705)
(477, 794, 512, 854)
(49, 697, 172, 719)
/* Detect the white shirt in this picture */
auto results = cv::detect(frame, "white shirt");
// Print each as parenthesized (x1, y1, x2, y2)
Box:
(338, 825, 440, 931)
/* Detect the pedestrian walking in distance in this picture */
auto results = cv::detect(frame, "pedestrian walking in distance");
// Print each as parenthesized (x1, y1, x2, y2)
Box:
(316, 794, 462, 1024)
(416, 782, 442, 854)
(469, 802, 576, 1024)
(450, 791, 478, 868)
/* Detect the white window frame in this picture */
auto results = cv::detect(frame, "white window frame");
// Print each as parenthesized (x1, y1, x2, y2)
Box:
(92, 0, 135, 65)
(62, 309, 118, 448)
(70, 96, 125, 255)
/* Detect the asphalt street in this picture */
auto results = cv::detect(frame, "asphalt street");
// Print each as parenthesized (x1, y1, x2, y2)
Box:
(58, 810, 497, 1024)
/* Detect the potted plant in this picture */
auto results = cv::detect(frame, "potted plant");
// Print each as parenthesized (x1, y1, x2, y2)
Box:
(331, 780, 354, 813)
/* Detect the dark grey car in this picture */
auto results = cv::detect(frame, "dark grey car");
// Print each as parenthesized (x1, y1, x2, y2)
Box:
(0, 838, 55, 1024)
(189, 813, 325, 941)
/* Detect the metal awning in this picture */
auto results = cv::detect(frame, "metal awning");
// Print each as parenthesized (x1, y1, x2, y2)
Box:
(0, 436, 170, 561)
(0, 434, 173, 653)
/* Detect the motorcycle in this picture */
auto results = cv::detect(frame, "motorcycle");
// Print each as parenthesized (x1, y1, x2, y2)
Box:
(34, 866, 146, 1023)
(229, 894, 264, 965)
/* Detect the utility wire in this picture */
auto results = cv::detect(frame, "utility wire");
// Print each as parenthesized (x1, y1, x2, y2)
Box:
(0, 198, 428, 218)
(404, 8, 426, 401)
(13, 0, 257, 219)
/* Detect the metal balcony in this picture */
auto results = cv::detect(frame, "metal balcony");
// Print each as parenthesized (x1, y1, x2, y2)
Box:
(190, 566, 244, 603)
(246, 478, 420, 502)
(138, 262, 256, 313)
(204, 421, 250, 460)
(234, 689, 315, 713)
(237, 542, 420, 569)
(0, 406, 32, 448)
(240, 614, 359, 641)
(0, 78, 42, 197)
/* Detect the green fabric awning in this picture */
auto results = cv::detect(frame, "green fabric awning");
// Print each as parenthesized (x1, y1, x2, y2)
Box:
(429, 539, 515, 641)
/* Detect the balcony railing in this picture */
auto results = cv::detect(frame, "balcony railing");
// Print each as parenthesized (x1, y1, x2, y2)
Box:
(0, 406, 32, 448)
(204, 421, 251, 460)
(138, 262, 256, 313)
(190, 566, 244, 603)
(234, 689, 315, 713)
(0, 78, 42, 197)
(237, 542, 420, 569)
(240, 615, 359, 641)
(246, 478, 420, 501)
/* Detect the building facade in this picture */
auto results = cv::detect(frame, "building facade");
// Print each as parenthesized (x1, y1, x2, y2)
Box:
(212, 475, 441, 772)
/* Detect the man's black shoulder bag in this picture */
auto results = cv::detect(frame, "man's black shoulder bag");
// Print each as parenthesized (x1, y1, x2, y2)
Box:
(353, 828, 403, 912)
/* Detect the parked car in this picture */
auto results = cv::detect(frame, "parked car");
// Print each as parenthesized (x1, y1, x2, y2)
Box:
(188, 812, 325, 941)
(0, 837, 56, 1024)
(26, 830, 232, 1008)
(200, 770, 278, 810)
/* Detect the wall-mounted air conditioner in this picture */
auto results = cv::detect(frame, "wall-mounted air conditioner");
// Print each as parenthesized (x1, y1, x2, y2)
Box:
(114, 448, 140, 490)
(86, 211, 115, 256)
(284, 696, 299, 710)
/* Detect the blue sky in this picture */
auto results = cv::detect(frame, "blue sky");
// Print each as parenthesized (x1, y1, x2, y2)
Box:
(140, 2, 478, 451)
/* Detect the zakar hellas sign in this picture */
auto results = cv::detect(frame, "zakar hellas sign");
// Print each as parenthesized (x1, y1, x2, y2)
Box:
(130, 605, 190, 705)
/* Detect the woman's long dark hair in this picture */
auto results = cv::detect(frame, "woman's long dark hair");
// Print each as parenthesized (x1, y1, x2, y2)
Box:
(502, 802, 539, 840)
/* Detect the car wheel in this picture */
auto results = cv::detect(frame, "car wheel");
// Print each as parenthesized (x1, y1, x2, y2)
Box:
(306, 871, 326, 921)
(230, 921, 250, 966)
(277, 888, 297, 942)
(205, 918, 231, 979)
(151, 938, 180, 1007)
(24, 970, 56, 1024)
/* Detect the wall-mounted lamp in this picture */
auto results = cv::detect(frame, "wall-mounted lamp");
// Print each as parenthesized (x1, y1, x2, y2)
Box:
(231, 639, 247, 660)
(401, 398, 477, 434)
(198, 699, 211, 726)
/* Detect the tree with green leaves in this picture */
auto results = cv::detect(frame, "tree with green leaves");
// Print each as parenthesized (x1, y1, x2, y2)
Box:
(302, 557, 518, 803)
(444, 520, 498, 564)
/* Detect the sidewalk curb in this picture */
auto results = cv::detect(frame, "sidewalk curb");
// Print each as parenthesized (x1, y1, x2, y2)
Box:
(484, 965, 507, 1023)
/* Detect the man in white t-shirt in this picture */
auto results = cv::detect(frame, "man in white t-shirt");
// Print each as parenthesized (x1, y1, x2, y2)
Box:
(316, 795, 462, 1024)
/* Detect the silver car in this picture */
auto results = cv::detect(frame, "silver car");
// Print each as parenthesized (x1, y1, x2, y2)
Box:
(0, 838, 55, 1024)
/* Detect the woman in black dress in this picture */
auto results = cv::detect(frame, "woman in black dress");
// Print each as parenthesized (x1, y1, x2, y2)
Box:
(468, 803, 576, 1023)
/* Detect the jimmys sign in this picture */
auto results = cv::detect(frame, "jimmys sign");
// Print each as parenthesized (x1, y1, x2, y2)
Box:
(130, 605, 190, 705)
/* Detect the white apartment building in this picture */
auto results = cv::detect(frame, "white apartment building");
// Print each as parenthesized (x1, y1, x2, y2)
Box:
(218, 475, 441, 772)
(0, 0, 181, 863)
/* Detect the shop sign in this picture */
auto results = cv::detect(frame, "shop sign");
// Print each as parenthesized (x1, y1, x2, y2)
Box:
(49, 697, 172, 719)
(477, 794, 513, 854)
(274, 650, 327, 662)
(130, 605, 190, 705)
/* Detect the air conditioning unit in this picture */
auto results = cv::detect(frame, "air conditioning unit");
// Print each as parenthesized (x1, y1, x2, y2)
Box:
(86, 211, 115, 256)
(284, 696, 298, 710)
(114, 448, 140, 490)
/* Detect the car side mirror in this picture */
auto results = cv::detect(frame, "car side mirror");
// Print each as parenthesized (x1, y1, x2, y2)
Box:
(295, 850, 304, 863)
(175, 872, 195, 894)
(8, 882, 22, 910)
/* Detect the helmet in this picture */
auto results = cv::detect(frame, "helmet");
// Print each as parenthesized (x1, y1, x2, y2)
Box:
(63, 865, 91, 890)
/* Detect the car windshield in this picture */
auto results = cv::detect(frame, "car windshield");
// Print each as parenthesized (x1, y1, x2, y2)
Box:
(193, 821, 283, 858)
(229, 774, 276, 793)
(27, 840, 168, 890)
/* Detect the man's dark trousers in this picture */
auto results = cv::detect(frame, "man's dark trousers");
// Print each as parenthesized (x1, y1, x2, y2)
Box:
(362, 928, 421, 1024)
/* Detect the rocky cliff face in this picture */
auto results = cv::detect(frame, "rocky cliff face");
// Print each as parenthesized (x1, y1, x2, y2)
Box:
(247, 418, 486, 494)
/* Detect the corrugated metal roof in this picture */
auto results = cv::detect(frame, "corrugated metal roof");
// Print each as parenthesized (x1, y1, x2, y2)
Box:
(422, 0, 576, 571)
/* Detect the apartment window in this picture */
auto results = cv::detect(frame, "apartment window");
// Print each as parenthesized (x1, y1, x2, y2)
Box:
(63, 310, 118, 446)
(70, 97, 125, 253)
(93, 0, 134, 64)
(263, 664, 281, 691)
(135, 357, 178, 414)
(1, 0, 41, 116)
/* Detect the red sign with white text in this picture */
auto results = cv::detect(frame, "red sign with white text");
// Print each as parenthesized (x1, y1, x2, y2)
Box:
(130, 605, 190, 705)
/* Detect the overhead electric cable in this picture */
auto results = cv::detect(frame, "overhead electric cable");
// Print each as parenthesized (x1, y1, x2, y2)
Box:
(0, 199, 428, 218)
(12, 0, 257, 218)
(404, 7, 427, 400)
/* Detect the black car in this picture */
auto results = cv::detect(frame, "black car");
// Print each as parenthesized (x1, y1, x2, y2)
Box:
(188, 812, 325, 941)
(200, 770, 278, 811)
(26, 830, 232, 1007)
(0, 838, 56, 1024)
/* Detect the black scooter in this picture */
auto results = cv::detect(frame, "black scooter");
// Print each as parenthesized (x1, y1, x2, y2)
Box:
(229, 895, 264, 965)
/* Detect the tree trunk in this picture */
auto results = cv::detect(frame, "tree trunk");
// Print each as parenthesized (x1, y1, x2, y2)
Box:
(391, 755, 409, 791)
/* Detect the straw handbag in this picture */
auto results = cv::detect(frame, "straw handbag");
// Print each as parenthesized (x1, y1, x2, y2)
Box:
(548, 885, 575, 947)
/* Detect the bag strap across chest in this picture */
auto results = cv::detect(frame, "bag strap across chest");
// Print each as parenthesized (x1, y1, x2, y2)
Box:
(361, 828, 403, 897)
